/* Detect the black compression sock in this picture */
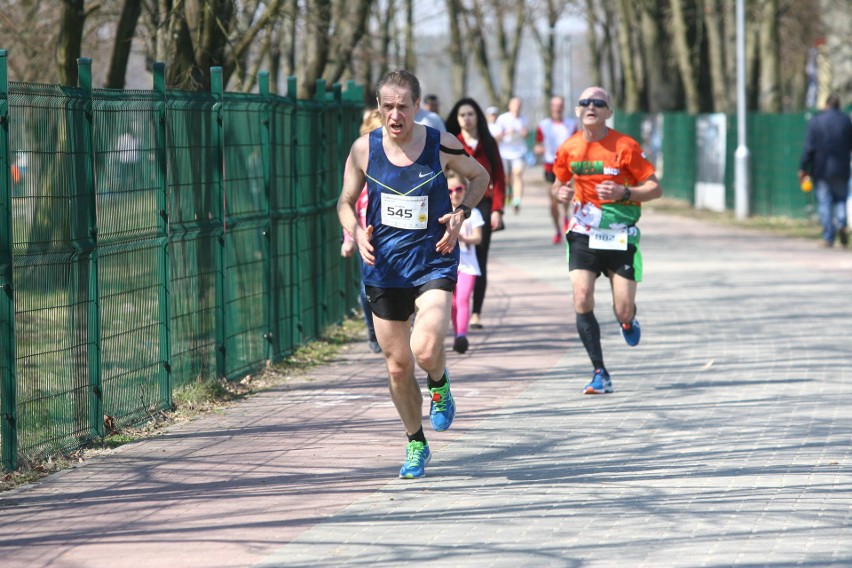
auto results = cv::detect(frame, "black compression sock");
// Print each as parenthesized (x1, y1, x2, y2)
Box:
(407, 428, 427, 444)
(576, 311, 605, 370)
(427, 370, 448, 390)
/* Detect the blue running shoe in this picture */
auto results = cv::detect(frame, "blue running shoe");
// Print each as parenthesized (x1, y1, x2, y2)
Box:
(399, 440, 431, 479)
(620, 319, 641, 346)
(429, 371, 456, 431)
(583, 368, 613, 394)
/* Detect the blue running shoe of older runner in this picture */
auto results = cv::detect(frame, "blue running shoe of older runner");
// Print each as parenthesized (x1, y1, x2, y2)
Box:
(620, 319, 641, 346)
(429, 371, 455, 431)
(583, 368, 613, 395)
(399, 440, 431, 479)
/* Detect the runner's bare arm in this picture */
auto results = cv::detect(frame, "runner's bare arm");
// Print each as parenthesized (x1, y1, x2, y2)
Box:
(551, 177, 574, 204)
(595, 174, 662, 203)
(436, 132, 490, 254)
(337, 137, 375, 265)
(439, 132, 490, 211)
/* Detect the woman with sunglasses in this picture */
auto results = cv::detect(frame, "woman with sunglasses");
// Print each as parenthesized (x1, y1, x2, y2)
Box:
(551, 86, 663, 396)
(445, 98, 506, 331)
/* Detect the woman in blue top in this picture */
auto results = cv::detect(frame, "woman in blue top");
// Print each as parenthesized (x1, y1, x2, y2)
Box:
(338, 70, 490, 480)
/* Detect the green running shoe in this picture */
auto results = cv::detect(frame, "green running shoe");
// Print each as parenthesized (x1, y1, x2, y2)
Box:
(399, 440, 431, 479)
(429, 372, 456, 431)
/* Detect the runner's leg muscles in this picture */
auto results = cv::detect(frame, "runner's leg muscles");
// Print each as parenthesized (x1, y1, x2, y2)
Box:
(410, 289, 453, 381)
(373, 316, 421, 434)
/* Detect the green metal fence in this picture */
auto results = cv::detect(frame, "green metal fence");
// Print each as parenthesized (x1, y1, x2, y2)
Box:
(0, 52, 362, 470)
(614, 110, 811, 218)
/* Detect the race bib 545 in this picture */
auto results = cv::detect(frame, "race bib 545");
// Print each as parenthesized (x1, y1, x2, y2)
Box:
(381, 193, 428, 230)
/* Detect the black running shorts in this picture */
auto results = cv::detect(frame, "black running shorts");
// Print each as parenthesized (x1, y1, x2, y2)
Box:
(365, 278, 456, 321)
(566, 232, 641, 282)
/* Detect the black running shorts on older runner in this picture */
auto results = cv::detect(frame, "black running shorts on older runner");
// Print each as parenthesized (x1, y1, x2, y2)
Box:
(365, 278, 456, 321)
(566, 231, 641, 281)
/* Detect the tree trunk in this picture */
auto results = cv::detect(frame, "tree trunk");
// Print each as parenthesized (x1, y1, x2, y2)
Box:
(705, 0, 729, 112)
(297, 0, 331, 98)
(529, 0, 562, 101)
(57, 0, 86, 86)
(639, 0, 679, 112)
(746, 17, 761, 110)
(404, 0, 415, 71)
(669, 0, 700, 113)
(494, 0, 526, 107)
(463, 2, 501, 106)
(322, 0, 374, 86)
(758, 0, 781, 112)
(601, 1, 617, 96)
(584, 0, 603, 88)
(614, 0, 639, 112)
(445, 0, 467, 100)
(278, 0, 299, 82)
(106, 0, 143, 89)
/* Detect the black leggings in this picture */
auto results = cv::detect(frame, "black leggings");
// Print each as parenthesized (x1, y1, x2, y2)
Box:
(472, 198, 493, 315)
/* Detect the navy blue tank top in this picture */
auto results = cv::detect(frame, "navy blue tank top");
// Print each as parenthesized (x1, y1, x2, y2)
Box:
(362, 126, 459, 288)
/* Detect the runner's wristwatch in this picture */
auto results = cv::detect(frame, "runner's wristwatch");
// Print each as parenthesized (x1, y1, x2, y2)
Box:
(454, 204, 472, 219)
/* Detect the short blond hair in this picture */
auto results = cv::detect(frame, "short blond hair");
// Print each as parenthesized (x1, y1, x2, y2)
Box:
(360, 108, 382, 136)
(444, 166, 468, 188)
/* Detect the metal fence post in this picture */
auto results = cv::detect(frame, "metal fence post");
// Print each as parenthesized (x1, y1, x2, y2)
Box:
(258, 71, 278, 360)
(76, 58, 103, 438)
(286, 76, 303, 344)
(210, 67, 227, 378)
(314, 79, 327, 332)
(0, 49, 18, 470)
(152, 62, 172, 407)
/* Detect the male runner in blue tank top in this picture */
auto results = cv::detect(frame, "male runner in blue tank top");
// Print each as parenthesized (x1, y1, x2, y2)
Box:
(338, 70, 490, 479)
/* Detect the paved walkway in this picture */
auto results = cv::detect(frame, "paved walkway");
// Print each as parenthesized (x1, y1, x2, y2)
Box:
(2, 170, 851, 567)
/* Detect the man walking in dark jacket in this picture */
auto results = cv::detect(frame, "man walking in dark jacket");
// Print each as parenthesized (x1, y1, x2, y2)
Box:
(798, 94, 852, 248)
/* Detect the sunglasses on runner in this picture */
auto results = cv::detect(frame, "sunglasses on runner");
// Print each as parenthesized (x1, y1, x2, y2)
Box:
(578, 98, 608, 108)
(448, 185, 465, 193)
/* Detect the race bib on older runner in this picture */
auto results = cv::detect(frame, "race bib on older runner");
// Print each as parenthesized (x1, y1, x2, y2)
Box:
(588, 227, 628, 250)
(381, 193, 428, 230)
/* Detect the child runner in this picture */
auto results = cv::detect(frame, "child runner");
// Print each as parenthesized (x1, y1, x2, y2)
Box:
(446, 167, 484, 354)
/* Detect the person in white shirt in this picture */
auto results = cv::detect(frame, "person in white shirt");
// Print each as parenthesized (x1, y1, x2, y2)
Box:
(485, 106, 501, 138)
(495, 97, 529, 213)
(534, 96, 577, 244)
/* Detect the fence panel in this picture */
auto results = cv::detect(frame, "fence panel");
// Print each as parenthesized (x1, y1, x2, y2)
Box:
(93, 87, 169, 427)
(222, 92, 268, 379)
(750, 113, 810, 218)
(660, 112, 696, 203)
(165, 90, 224, 389)
(269, 95, 299, 360)
(9, 80, 101, 459)
(0, 60, 364, 470)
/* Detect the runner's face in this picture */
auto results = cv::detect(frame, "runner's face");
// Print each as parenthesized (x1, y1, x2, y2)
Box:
(550, 98, 564, 119)
(448, 179, 465, 207)
(575, 88, 611, 128)
(457, 104, 477, 132)
(378, 86, 417, 140)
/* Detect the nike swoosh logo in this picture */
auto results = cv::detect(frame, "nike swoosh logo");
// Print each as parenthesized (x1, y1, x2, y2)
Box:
(418, 171, 431, 178)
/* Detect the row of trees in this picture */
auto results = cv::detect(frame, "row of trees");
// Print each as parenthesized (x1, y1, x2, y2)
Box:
(0, 0, 843, 112)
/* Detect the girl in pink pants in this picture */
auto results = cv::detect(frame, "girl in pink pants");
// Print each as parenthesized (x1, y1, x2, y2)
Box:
(447, 169, 484, 354)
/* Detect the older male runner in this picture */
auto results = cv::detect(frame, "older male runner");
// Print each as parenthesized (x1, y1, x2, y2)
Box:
(551, 86, 662, 395)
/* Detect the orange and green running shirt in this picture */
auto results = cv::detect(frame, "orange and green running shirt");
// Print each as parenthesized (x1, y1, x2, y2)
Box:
(552, 128, 656, 244)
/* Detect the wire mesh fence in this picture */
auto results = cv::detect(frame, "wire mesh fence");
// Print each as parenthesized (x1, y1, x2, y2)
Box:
(0, 54, 362, 470)
(614, 110, 810, 218)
